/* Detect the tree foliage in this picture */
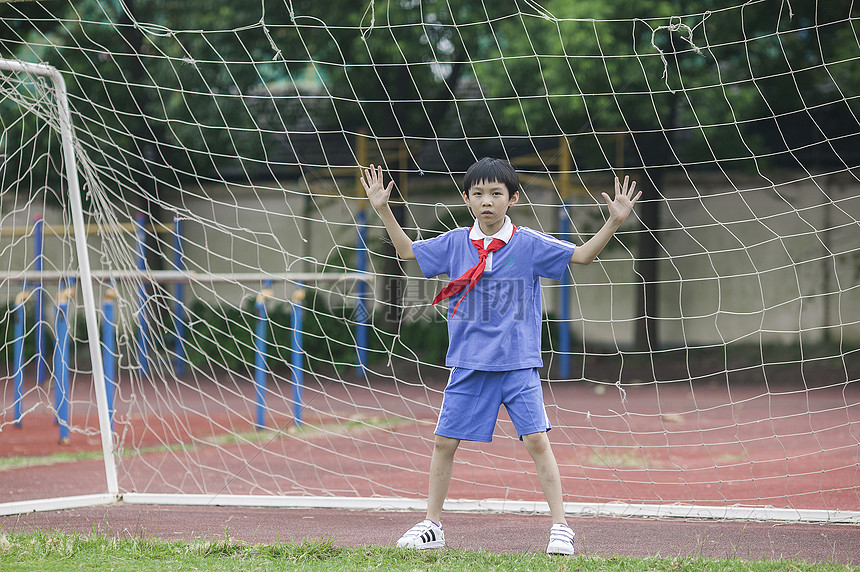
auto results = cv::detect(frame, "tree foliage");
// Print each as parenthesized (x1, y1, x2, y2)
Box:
(2, 0, 857, 181)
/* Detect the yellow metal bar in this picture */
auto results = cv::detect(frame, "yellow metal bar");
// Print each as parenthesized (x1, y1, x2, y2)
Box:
(398, 140, 408, 200)
(0, 221, 140, 238)
(615, 132, 625, 169)
(355, 131, 369, 211)
(559, 136, 573, 201)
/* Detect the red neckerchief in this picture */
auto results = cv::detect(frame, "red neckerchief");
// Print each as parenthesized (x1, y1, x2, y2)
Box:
(432, 225, 516, 316)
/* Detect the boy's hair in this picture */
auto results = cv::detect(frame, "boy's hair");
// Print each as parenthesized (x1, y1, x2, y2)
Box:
(462, 157, 519, 198)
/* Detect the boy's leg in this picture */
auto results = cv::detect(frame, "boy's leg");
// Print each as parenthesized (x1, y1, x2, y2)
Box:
(523, 431, 575, 555)
(426, 434, 460, 523)
(396, 434, 459, 550)
(522, 431, 566, 524)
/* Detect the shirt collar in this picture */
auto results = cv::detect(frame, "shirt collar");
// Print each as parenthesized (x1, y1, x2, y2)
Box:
(469, 215, 515, 244)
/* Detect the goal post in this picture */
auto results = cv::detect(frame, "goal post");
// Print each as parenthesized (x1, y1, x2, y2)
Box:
(0, 57, 118, 510)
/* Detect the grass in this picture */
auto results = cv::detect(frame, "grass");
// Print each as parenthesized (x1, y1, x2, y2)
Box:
(584, 447, 661, 469)
(202, 415, 408, 447)
(0, 443, 192, 471)
(0, 415, 408, 472)
(0, 531, 855, 571)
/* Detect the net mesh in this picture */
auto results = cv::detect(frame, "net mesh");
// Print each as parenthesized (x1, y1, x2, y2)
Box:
(0, 0, 858, 518)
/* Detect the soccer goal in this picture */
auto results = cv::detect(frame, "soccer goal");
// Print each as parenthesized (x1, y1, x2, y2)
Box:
(1, 1, 858, 523)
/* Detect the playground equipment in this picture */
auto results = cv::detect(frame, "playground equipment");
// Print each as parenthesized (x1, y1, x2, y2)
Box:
(7, 211, 371, 442)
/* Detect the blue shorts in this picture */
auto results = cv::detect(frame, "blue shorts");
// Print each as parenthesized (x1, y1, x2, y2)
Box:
(435, 367, 551, 443)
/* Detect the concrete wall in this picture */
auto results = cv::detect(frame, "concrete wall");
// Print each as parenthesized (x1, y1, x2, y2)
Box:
(3, 170, 858, 348)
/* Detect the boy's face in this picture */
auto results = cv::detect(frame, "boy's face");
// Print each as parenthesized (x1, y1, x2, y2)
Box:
(463, 178, 519, 234)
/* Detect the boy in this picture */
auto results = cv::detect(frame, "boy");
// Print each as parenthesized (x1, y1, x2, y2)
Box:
(360, 157, 640, 555)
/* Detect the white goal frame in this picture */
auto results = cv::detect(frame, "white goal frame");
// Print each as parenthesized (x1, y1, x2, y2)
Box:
(0, 58, 117, 514)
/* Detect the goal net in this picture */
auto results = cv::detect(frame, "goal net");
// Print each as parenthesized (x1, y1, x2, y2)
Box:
(1, 1, 858, 522)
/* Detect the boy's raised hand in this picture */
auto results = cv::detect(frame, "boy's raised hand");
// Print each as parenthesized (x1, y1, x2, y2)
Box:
(602, 175, 642, 226)
(361, 164, 395, 212)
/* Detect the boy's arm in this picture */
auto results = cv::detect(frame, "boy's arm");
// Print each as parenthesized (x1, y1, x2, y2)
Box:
(360, 164, 416, 260)
(570, 175, 641, 265)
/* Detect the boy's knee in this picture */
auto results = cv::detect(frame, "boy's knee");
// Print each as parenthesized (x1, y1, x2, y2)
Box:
(522, 431, 551, 455)
(434, 435, 460, 455)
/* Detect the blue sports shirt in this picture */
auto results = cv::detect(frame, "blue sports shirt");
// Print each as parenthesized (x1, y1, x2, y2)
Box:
(413, 223, 576, 371)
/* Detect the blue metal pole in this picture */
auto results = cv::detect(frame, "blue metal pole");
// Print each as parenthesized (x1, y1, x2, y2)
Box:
(291, 285, 305, 428)
(558, 203, 571, 380)
(173, 216, 187, 376)
(102, 290, 116, 431)
(355, 209, 369, 374)
(253, 281, 271, 430)
(134, 213, 150, 378)
(34, 214, 46, 385)
(54, 280, 73, 444)
(13, 291, 26, 427)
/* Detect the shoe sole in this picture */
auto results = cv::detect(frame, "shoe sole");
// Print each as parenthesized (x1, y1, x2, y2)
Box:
(398, 541, 445, 550)
(547, 546, 574, 555)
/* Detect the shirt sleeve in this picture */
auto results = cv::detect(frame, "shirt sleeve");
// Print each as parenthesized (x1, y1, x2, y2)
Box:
(412, 229, 460, 279)
(527, 229, 576, 281)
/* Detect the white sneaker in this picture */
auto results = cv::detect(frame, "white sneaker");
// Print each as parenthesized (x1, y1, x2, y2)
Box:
(396, 519, 445, 549)
(546, 523, 575, 555)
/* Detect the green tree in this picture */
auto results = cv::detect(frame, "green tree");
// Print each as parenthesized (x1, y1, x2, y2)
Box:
(457, 0, 860, 349)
